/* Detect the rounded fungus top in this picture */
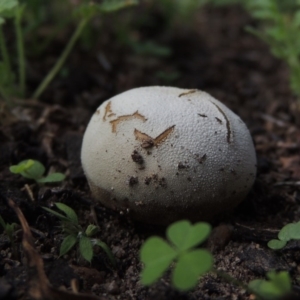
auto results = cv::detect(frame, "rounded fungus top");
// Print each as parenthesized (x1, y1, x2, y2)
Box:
(81, 86, 256, 225)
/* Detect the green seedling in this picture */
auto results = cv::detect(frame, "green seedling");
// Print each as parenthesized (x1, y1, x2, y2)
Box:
(9, 159, 65, 183)
(243, 0, 300, 97)
(43, 202, 115, 265)
(268, 221, 300, 250)
(0, 214, 17, 246)
(0, 0, 25, 102)
(32, 0, 138, 99)
(0, 0, 138, 104)
(206, 0, 300, 98)
(140, 220, 213, 291)
(248, 271, 292, 300)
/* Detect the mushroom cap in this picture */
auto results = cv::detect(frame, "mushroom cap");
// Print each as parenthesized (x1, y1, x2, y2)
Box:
(81, 86, 256, 225)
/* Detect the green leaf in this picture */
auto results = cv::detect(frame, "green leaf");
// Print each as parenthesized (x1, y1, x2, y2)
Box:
(249, 279, 281, 300)
(98, 0, 138, 13)
(172, 249, 213, 291)
(5, 223, 15, 238)
(140, 237, 177, 285)
(79, 235, 93, 262)
(9, 159, 34, 174)
(18, 159, 45, 180)
(94, 239, 116, 267)
(0, 215, 6, 229)
(249, 271, 292, 300)
(59, 234, 77, 256)
(278, 223, 300, 241)
(251, 9, 278, 21)
(42, 207, 71, 223)
(85, 224, 99, 237)
(293, 11, 300, 27)
(0, 0, 18, 23)
(268, 239, 287, 250)
(55, 203, 78, 224)
(267, 271, 292, 294)
(265, 27, 286, 42)
(167, 220, 211, 252)
(0, 0, 18, 13)
(36, 172, 65, 183)
(74, 0, 138, 20)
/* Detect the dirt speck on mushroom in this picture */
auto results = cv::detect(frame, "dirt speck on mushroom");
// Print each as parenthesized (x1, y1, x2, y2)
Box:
(127, 176, 138, 186)
(131, 150, 143, 164)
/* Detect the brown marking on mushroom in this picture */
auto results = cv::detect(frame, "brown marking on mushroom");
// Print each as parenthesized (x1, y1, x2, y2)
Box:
(196, 153, 207, 164)
(215, 117, 223, 124)
(103, 102, 116, 121)
(134, 129, 154, 148)
(178, 90, 197, 97)
(152, 174, 158, 182)
(198, 113, 207, 118)
(127, 176, 138, 186)
(95, 109, 100, 115)
(110, 111, 147, 133)
(230, 169, 237, 175)
(142, 140, 154, 149)
(158, 177, 167, 188)
(144, 177, 152, 185)
(131, 150, 144, 164)
(178, 162, 189, 169)
(210, 102, 232, 144)
(153, 125, 175, 146)
(134, 125, 175, 148)
(178, 162, 185, 169)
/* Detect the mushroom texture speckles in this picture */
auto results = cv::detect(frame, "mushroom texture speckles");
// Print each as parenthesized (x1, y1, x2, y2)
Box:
(81, 86, 257, 225)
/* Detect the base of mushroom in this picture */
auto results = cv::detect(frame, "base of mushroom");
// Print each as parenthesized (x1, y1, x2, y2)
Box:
(87, 180, 247, 226)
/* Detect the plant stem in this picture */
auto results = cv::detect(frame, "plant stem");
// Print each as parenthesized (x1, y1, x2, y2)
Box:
(0, 26, 12, 74)
(15, 6, 26, 97)
(32, 17, 89, 99)
(0, 85, 9, 104)
(0, 25, 13, 106)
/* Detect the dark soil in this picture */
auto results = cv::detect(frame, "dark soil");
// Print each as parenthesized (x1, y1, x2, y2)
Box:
(1, 4, 300, 300)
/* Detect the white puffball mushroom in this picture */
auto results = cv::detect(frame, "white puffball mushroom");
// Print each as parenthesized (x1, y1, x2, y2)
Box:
(81, 86, 256, 225)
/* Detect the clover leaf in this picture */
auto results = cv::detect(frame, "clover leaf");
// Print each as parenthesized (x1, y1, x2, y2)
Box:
(167, 220, 211, 252)
(248, 271, 292, 300)
(172, 249, 213, 290)
(140, 237, 177, 285)
(140, 220, 213, 291)
(268, 221, 300, 250)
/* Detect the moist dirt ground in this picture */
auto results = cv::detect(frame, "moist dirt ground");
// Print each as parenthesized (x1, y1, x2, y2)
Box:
(1, 4, 300, 300)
